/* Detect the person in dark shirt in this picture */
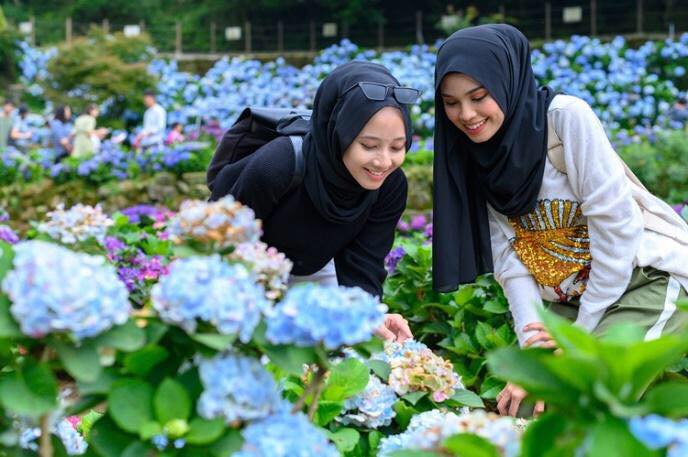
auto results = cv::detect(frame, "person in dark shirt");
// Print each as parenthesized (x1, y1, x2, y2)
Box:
(210, 61, 419, 342)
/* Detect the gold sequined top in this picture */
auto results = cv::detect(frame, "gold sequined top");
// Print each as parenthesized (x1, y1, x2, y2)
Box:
(508, 199, 592, 289)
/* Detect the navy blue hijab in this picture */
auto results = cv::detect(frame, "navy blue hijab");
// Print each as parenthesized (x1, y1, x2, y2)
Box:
(303, 61, 413, 224)
(432, 24, 555, 292)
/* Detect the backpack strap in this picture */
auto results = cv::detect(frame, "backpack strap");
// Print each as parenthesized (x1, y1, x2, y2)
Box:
(287, 135, 305, 192)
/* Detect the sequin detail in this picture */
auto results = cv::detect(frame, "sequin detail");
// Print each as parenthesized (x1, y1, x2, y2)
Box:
(509, 199, 592, 289)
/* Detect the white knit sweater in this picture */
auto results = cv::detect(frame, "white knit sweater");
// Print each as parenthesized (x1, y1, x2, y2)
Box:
(488, 94, 688, 346)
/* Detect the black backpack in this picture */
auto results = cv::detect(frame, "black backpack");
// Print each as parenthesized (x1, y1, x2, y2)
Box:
(206, 107, 312, 193)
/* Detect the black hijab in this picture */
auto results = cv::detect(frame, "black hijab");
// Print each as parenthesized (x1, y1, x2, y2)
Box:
(432, 24, 555, 292)
(303, 61, 413, 224)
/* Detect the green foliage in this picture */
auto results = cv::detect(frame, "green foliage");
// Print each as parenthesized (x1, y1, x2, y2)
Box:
(619, 129, 688, 204)
(487, 309, 688, 456)
(41, 27, 156, 123)
(383, 235, 515, 399)
(0, 26, 21, 86)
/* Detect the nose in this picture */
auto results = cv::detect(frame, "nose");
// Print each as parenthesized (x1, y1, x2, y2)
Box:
(371, 149, 393, 170)
(458, 103, 478, 123)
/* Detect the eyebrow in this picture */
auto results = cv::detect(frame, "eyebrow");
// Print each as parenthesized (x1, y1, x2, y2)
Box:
(440, 85, 485, 97)
(359, 135, 406, 142)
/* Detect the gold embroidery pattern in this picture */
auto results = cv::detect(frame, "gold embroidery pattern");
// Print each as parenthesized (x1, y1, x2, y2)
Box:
(508, 199, 592, 288)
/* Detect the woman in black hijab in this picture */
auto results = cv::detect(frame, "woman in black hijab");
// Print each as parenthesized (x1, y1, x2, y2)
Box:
(211, 61, 420, 341)
(434, 23, 688, 417)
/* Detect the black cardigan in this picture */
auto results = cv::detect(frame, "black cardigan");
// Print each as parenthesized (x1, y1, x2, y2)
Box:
(210, 136, 407, 297)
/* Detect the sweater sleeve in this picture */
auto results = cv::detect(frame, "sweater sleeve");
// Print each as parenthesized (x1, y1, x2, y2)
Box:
(487, 205, 544, 346)
(552, 97, 644, 332)
(334, 169, 408, 297)
(208, 136, 295, 220)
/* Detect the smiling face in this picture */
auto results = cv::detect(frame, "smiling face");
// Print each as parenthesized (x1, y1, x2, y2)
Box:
(342, 106, 406, 190)
(440, 73, 505, 143)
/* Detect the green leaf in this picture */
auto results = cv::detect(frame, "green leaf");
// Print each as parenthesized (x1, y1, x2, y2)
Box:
(479, 377, 504, 400)
(314, 400, 344, 426)
(124, 344, 169, 376)
(540, 309, 598, 357)
(262, 344, 318, 375)
(442, 433, 500, 457)
(326, 427, 360, 453)
(96, 320, 146, 352)
(401, 391, 427, 406)
(393, 400, 418, 430)
(0, 360, 58, 418)
(78, 368, 119, 395)
(322, 358, 370, 402)
(191, 333, 236, 350)
(368, 359, 391, 381)
(483, 299, 508, 314)
(486, 347, 578, 403)
(89, 415, 136, 457)
(154, 378, 191, 424)
(122, 442, 154, 457)
(642, 382, 688, 418)
(587, 417, 656, 457)
(520, 412, 569, 457)
(209, 429, 244, 457)
(352, 337, 385, 358)
(0, 294, 21, 338)
(53, 339, 102, 383)
(389, 451, 443, 457)
(449, 389, 485, 408)
(185, 418, 226, 445)
(139, 421, 162, 440)
(108, 379, 154, 434)
(0, 241, 15, 282)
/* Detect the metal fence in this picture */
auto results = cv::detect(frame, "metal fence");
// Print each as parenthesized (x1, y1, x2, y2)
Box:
(14, 0, 688, 57)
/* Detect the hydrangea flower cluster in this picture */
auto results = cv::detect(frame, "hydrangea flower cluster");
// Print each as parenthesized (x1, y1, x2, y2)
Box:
(379, 340, 463, 402)
(103, 235, 170, 295)
(1, 241, 131, 340)
(378, 409, 524, 457)
(14, 417, 88, 455)
(36, 203, 114, 244)
(229, 241, 292, 300)
(265, 283, 387, 349)
(629, 415, 688, 457)
(0, 225, 20, 244)
(234, 412, 339, 457)
(384, 246, 406, 275)
(165, 196, 261, 249)
(151, 255, 269, 342)
(120, 204, 175, 227)
(197, 352, 288, 423)
(338, 374, 397, 429)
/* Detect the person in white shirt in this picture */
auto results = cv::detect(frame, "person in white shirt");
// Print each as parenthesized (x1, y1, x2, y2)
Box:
(134, 91, 167, 150)
(432, 24, 688, 417)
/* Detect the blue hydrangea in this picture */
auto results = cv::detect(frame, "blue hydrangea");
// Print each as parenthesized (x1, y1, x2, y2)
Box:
(629, 415, 688, 452)
(265, 284, 387, 349)
(1, 241, 131, 340)
(197, 352, 288, 423)
(151, 255, 269, 342)
(234, 412, 339, 457)
(339, 374, 397, 429)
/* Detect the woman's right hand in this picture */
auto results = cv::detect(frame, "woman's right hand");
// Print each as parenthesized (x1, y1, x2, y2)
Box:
(496, 382, 545, 417)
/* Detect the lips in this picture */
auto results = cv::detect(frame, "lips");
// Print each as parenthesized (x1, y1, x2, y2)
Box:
(364, 167, 388, 181)
(464, 118, 487, 135)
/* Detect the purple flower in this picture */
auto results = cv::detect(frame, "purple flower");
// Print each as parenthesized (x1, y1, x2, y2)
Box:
(0, 225, 20, 244)
(121, 204, 175, 226)
(104, 236, 127, 253)
(410, 215, 427, 231)
(385, 247, 406, 274)
(397, 220, 410, 233)
(423, 223, 433, 240)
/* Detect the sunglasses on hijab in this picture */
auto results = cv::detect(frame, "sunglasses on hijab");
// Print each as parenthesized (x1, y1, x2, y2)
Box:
(341, 81, 421, 105)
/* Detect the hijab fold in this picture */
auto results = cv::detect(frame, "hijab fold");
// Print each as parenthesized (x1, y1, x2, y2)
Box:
(432, 24, 555, 291)
(303, 62, 413, 224)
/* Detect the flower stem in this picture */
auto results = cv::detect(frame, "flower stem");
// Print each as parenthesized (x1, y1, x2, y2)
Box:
(291, 366, 327, 415)
(39, 414, 53, 457)
(307, 372, 326, 420)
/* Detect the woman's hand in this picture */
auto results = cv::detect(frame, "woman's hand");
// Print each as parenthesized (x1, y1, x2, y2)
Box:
(375, 313, 413, 343)
(496, 382, 545, 417)
(523, 322, 557, 349)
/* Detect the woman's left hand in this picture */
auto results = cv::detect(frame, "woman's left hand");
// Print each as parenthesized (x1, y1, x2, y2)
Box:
(375, 313, 413, 342)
